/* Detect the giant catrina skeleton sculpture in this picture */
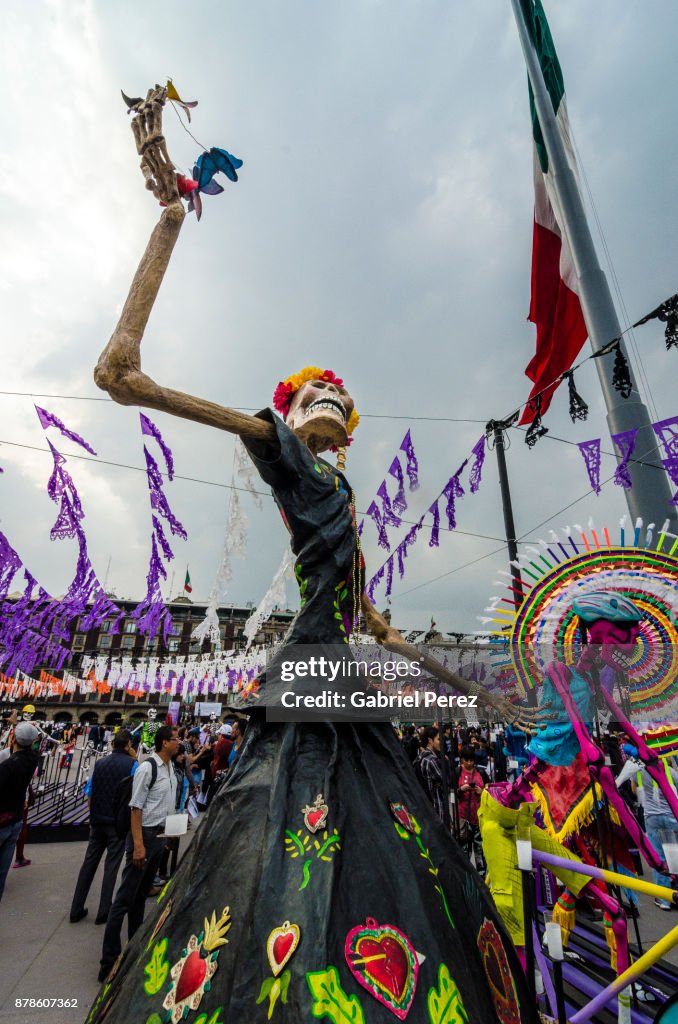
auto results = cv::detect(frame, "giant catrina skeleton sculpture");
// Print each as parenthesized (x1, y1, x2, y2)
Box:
(87, 85, 543, 1023)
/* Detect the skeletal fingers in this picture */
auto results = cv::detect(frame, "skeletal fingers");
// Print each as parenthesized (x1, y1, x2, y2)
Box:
(129, 85, 178, 204)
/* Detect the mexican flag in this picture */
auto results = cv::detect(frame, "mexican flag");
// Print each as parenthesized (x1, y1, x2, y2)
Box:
(519, 0, 588, 425)
(184, 568, 193, 594)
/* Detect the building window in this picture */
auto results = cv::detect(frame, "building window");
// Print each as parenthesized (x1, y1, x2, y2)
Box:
(72, 634, 85, 651)
(101, 619, 113, 633)
(170, 622, 182, 636)
(169, 639, 180, 652)
(121, 636, 134, 649)
(124, 620, 137, 634)
(99, 636, 112, 649)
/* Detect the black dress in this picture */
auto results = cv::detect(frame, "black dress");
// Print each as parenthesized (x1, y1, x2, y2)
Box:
(86, 413, 536, 1024)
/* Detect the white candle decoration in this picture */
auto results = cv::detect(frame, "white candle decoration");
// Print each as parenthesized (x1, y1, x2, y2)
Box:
(516, 838, 532, 871)
(545, 921, 564, 961)
(662, 841, 678, 874)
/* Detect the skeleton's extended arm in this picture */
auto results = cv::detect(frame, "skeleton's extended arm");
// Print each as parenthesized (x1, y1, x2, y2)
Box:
(360, 594, 548, 732)
(94, 85, 274, 446)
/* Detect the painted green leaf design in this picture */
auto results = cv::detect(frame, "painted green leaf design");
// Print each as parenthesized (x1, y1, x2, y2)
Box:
(307, 966, 364, 1023)
(194, 1009, 225, 1024)
(257, 974, 286, 1020)
(145, 1015, 163, 1024)
(256, 977, 274, 1005)
(427, 964, 469, 1024)
(156, 878, 172, 903)
(143, 938, 169, 996)
(279, 969, 291, 1005)
(86, 983, 111, 1024)
(393, 821, 410, 841)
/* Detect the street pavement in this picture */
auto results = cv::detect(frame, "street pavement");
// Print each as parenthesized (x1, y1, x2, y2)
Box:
(0, 830, 196, 1024)
(0, 827, 676, 1023)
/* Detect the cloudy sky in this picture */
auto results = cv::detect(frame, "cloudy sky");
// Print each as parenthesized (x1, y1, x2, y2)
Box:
(1, 0, 676, 636)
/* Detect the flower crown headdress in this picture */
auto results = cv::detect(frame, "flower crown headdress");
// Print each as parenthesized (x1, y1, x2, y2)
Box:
(272, 366, 360, 447)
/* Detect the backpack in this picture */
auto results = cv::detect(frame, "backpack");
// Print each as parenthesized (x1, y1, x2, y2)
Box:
(113, 757, 158, 839)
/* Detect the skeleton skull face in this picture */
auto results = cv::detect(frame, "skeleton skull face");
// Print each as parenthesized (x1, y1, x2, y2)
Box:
(587, 619, 641, 670)
(285, 379, 354, 453)
(147, 707, 158, 721)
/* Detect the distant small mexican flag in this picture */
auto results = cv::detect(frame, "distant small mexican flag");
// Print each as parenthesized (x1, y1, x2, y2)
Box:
(184, 568, 193, 594)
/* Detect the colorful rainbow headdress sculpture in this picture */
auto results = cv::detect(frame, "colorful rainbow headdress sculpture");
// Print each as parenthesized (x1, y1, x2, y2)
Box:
(272, 367, 360, 449)
(483, 519, 678, 717)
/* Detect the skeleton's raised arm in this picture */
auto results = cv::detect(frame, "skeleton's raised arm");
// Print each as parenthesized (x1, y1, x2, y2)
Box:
(361, 593, 549, 732)
(94, 85, 274, 445)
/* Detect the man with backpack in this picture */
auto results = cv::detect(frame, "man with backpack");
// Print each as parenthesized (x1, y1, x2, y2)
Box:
(99, 725, 180, 982)
(69, 729, 137, 925)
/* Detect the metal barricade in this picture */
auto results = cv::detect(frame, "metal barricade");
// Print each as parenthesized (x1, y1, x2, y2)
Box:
(28, 736, 106, 841)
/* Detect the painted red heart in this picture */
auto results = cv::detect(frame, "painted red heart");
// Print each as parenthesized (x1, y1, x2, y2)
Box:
(389, 802, 416, 833)
(307, 808, 326, 830)
(477, 918, 521, 1024)
(175, 950, 207, 1004)
(267, 922, 301, 976)
(345, 919, 418, 1020)
(484, 943, 504, 993)
(358, 937, 409, 1001)
(273, 932, 294, 967)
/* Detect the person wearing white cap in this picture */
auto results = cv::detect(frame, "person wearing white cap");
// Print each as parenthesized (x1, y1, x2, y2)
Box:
(210, 723, 234, 780)
(0, 722, 40, 901)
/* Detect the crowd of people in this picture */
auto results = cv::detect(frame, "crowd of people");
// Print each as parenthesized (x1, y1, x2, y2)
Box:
(400, 718, 678, 914)
(401, 722, 504, 875)
(0, 711, 248, 971)
(1, 704, 676, 1011)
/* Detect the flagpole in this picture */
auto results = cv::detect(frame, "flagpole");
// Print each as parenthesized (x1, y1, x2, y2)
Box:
(488, 420, 524, 610)
(510, 0, 677, 529)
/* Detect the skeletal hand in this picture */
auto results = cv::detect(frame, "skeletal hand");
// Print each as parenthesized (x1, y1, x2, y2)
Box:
(128, 85, 180, 206)
(488, 695, 554, 735)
